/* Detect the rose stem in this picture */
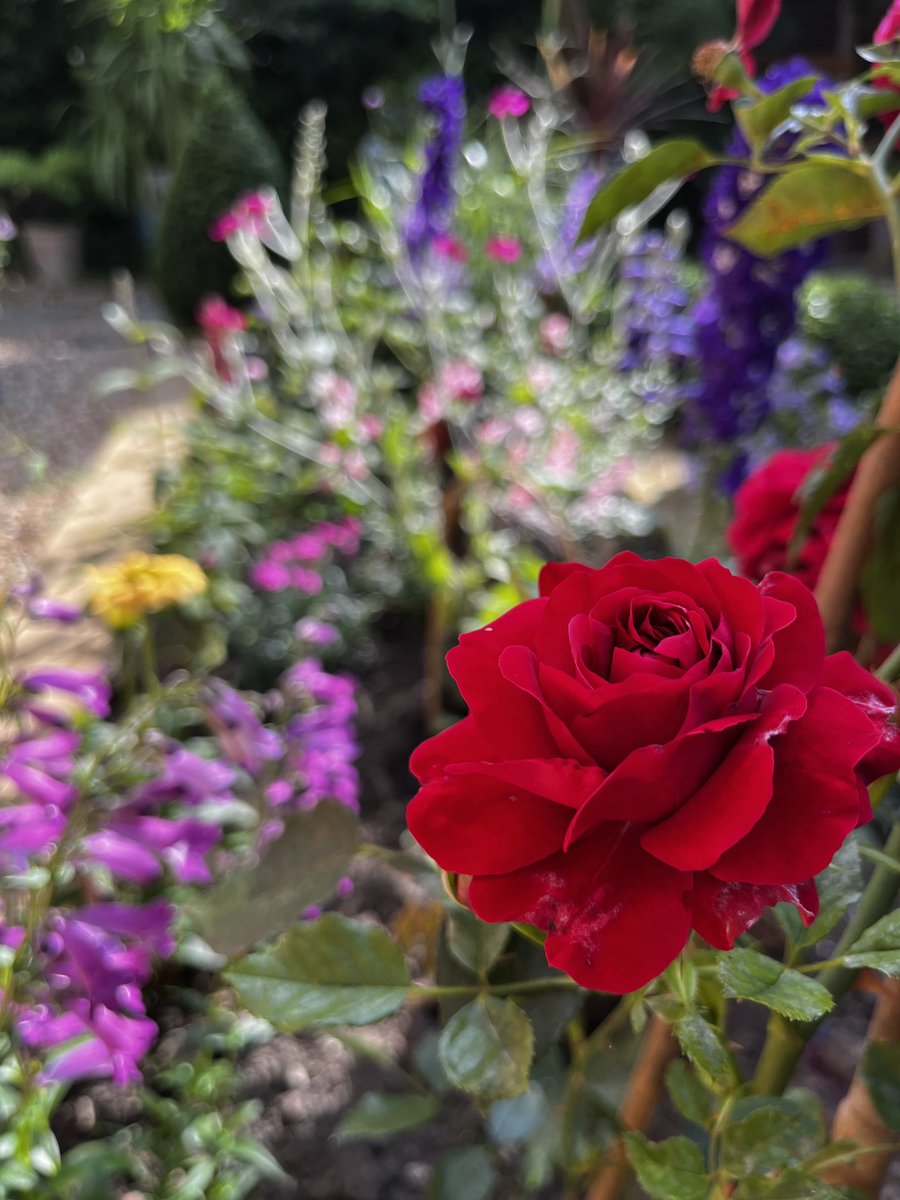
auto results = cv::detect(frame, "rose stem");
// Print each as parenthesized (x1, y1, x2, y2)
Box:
(821, 976, 900, 1195)
(813, 356, 900, 652)
(584, 1014, 677, 1200)
(751, 818, 900, 1096)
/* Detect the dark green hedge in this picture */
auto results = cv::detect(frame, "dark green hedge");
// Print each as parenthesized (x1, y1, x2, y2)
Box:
(156, 76, 286, 325)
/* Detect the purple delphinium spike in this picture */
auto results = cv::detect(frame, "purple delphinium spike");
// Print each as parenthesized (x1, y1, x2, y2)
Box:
(405, 75, 466, 260)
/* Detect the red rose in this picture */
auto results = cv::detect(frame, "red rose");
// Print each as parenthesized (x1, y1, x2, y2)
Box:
(408, 554, 900, 993)
(728, 445, 849, 589)
(873, 0, 900, 125)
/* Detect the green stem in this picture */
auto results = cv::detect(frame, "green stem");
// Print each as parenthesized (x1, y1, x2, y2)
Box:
(414, 976, 580, 1000)
(751, 818, 900, 1095)
(876, 641, 900, 685)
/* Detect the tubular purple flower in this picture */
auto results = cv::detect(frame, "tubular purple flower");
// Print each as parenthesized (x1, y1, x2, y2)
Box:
(19, 668, 111, 717)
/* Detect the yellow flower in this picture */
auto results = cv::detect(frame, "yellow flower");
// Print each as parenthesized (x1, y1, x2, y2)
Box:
(85, 551, 207, 629)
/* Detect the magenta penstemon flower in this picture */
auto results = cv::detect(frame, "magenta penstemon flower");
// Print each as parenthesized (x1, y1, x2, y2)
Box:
(486, 235, 522, 264)
(488, 86, 530, 119)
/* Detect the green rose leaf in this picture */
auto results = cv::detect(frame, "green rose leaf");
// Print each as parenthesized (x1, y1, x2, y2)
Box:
(226, 913, 412, 1029)
(861, 1041, 900, 1131)
(674, 1013, 738, 1088)
(438, 996, 534, 1102)
(722, 1093, 825, 1176)
(717, 949, 834, 1021)
(844, 910, 900, 976)
(580, 139, 715, 239)
(665, 1059, 713, 1129)
(446, 909, 511, 976)
(789, 427, 887, 566)
(623, 1133, 709, 1200)
(732, 1168, 853, 1199)
(726, 161, 884, 257)
(335, 1091, 440, 1141)
(862, 486, 900, 641)
(428, 1146, 497, 1200)
(193, 803, 360, 956)
(735, 76, 821, 148)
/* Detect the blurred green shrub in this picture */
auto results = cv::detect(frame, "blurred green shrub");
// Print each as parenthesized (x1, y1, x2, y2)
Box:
(156, 75, 285, 324)
(800, 272, 900, 398)
(0, 144, 89, 219)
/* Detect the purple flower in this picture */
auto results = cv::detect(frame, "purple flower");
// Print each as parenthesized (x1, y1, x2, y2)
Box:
(488, 86, 530, 119)
(19, 668, 111, 717)
(405, 75, 466, 260)
(249, 560, 292, 591)
(294, 618, 339, 647)
(27, 597, 82, 623)
(207, 679, 283, 774)
(684, 60, 834, 472)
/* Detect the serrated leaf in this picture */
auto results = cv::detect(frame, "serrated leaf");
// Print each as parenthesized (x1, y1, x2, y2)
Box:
(796, 838, 865, 948)
(446, 909, 510, 976)
(861, 1040, 900, 1130)
(717, 949, 834, 1020)
(727, 162, 883, 257)
(335, 1091, 440, 1140)
(733, 1168, 851, 1199)
(580, 139, 715, 239)
(722, 1095, 824, 1176)
(665, 1059, 713, 1128)
(226, 913, 412, 1029)
(789, 427, 886, 565)
(674, 1013, 737, 1088)
(194, 803, 360, 955)
(735, 76, 821, 147)
(487, 1085, 548, 1144)
(844, 909, 900, 976)
(623, 1133, 708, 1200)
(862, 487, 900, 641)
(438, 996, 534, 1102)
(428, 1145, 497, 1200)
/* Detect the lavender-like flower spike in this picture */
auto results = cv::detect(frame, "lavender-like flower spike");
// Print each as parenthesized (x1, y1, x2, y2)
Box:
(405, 74, 466, 260)
(684, 59, 833, 476)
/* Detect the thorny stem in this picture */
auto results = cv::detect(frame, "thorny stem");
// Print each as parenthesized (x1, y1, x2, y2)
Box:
(413, 976, 580, 1000)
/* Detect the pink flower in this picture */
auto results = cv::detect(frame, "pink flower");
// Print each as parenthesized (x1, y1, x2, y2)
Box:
(431, 233, 469, 263)
(312, 372, 357, 430)
(486, 235, 522, 264)
(539, 313, 571, 355)
(476, 418, 511, 446)
(208, 190, 274, 242)
(196, 295, 247, 333)
(440, 360, 484, 401)
(249, 561, 292, 591)
(209, 212, 240, 242)
(358, 414, 384, 443)
(488, 86, 530, 119)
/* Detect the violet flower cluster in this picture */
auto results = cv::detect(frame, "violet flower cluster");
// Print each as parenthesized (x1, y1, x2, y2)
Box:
(249, 516, 362, 594)
(616, 230, 694, 386)
(685, 60, 831, 472)
(405, 75, 466, 260)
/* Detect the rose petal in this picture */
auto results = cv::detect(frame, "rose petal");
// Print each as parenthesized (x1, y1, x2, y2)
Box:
(468, 824, 692, 994)
(711, 687, 881, 884)
(410, 716, 493, 784)
(691, 874, 817, 949)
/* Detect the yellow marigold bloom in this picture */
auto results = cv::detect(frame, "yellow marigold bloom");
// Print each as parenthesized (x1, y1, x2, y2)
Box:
(86, 551, 207, 629)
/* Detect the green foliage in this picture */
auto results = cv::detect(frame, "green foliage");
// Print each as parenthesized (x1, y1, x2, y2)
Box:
(720, 1094, 825, 1177)
(226, 913, 413, 1029)
(76, 0, 247, 207)
(623, 1133, 708, 1200)
(156, 75, 285, 324)
(734, 76, 821, 150)
(801, 272, 900, 397)
(843, 909, 900, 976)
(665, 1059, 713, 1128)
(437, 996, 534, 1102)
(446, 909, 510, 977)
(673, 1013, 738, 1089)
(0, 0, 81, 153)
(580, 139, 716, 239)
(0, 145, 88, 216)
(861, 1041, 900, 1131)
(428, 1145, 498, 1200)
(863, 487, 900, 642)
(717, 949, 834, 1021)
(726, 161, 885, 258)
(335, 1091, 441, 1140)
(191, 802, 360, 956)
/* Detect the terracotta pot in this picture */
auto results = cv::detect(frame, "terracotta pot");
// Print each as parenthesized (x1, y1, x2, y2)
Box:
(20, 221, 83, 287)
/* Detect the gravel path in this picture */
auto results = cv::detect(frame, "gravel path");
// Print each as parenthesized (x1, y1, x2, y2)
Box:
(0, 277, 179, 588)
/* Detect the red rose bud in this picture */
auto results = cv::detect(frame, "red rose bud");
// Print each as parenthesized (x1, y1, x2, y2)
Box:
(873, 0, 900, 128)
(736, 0, 781, 52)
(408, 554, 900, 995)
